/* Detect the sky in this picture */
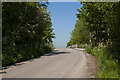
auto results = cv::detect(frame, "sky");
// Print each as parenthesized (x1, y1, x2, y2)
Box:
(47, 2, 82, 48)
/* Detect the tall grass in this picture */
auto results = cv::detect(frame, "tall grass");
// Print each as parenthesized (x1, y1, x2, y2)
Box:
(85, 46, 119, 78)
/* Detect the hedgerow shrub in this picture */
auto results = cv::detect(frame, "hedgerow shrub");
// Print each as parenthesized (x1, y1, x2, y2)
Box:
(2, 45, 54, 67)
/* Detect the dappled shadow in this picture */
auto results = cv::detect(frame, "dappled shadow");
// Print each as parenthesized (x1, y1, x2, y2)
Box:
(0, 71, 7, 74)
(43, 51, 70, 56)
(2, 66, 10, 70)
(2, 50, 70, 71)
(2, 63, 26, 70)
(1, 57, 41, 71)
(13, 62, 25, 66)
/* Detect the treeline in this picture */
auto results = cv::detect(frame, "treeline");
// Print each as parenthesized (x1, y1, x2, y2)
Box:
(2, 2, 55, 67)
(67, 2, 120, 50)
(67, 2, 119, 78)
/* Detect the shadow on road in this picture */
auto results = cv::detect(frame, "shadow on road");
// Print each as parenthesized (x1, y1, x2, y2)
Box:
(1, 62, 26, 73)
(0, 71, 7, 74)
(43, 51, 70, 56)
(1, 49, 70, 73)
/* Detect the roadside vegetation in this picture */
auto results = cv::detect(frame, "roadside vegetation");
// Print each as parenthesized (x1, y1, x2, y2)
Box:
(85, 46, 119, 78)
(67, 2, 119, 78)
(2, 2, 55, 67)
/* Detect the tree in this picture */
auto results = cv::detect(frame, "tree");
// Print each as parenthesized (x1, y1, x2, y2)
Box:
(67, 2, 120, 50)
(2, 2, 55, 66)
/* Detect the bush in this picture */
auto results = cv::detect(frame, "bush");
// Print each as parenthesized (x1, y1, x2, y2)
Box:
(2, 45, 54, 67)
(41, 45, 52, 53)
(88, 47, 119, 78)
(78, 44, 87, 48)
(85, 45, 92, 54)
(2, 54, 14, 67)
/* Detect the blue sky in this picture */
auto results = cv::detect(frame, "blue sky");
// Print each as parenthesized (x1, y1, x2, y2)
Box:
(47, 2, 82, 48)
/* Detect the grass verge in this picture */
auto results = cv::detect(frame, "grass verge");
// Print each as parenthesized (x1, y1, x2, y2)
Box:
(85, 46, 119, 78)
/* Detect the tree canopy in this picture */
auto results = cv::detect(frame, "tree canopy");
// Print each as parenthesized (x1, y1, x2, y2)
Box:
(2, 2, 55, 66)
(67, 2, 120, 50)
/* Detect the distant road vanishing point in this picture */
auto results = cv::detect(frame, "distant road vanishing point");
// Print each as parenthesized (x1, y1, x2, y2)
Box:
(2, 48, 97, 78)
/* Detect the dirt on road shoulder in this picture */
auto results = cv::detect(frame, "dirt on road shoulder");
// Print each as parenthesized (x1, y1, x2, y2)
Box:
(82, 51, 98, 78)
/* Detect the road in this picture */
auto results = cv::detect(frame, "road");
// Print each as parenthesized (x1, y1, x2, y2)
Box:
(2, 48, 97, 78)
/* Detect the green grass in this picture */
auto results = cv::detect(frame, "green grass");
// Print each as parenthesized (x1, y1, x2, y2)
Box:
(85, 46, 119, 78)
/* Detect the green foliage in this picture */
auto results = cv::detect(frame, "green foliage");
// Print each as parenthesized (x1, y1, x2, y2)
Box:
(69, 2, 120, 47)
(41, 45, 53, 53)
(2, 2, 55, 67)
(2, 45, 54, 67)
(78, 44, 87, 48)
(89, 47, 119, 78)
(67, 18, 90, 47)
(68, 2, 120, 78)
(66, 40, 76, 47)
(85, 45, 92, 54)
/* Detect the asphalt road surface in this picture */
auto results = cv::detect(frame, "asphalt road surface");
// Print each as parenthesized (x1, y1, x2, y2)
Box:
(2, 48, 97, 78)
